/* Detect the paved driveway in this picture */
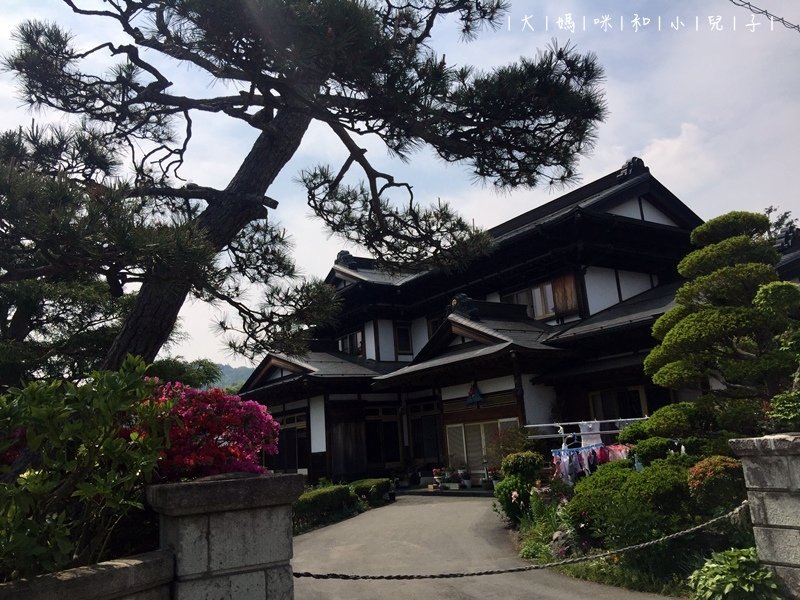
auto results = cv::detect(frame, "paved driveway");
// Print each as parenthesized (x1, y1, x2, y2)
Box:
(292, 495, 672, 599)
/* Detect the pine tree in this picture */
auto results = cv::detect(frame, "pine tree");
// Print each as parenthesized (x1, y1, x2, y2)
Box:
(4, 1, 607, 367)
(644, 211, 800, 402)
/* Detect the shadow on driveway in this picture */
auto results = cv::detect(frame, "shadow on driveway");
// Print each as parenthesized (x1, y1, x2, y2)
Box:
(292, 495, 673, 599)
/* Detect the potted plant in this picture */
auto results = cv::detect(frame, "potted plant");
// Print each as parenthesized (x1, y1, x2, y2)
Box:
(432, 467, 444, 485)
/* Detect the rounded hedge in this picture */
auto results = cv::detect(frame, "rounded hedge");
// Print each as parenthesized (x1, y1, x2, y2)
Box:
(646, 402, 714, 438)
(564, 461, 635, 542)
(493, 474, 530, 524)
(632, 436, 674, 466)
(500, 450, 544, 483)
(688, 455, 746, 514)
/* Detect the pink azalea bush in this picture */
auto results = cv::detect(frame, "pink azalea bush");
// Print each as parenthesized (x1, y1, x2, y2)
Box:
(153, 383, 280, 481)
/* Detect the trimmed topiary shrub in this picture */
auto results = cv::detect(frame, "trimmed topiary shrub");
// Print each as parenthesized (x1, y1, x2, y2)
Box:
(292, 485, 362, 534)
(349, 478, 391, 506)
(616, 420, 649, 444)
(632, 436, 674, 466)
(715, 398, 765, 435)
(688, 547, 782, 600)
(684, 431, 739, 458)
(623, 459, 693, 518)
(501, 450, 544, 482)
(688, 455, 746, 514)
(565, 461, 636, 543)
(646, 402, 715, 438)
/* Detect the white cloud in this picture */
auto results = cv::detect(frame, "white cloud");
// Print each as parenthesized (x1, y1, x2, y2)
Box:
(2, 0, 800, 365)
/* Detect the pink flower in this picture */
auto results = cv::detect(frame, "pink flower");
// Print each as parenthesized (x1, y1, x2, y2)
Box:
(511, 490, 519, 503)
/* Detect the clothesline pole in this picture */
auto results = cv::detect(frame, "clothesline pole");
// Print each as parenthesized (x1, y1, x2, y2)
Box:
(523, 416, 648, 429)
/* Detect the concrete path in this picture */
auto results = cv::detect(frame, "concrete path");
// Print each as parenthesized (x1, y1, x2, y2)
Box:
(292, 495, 673, 599)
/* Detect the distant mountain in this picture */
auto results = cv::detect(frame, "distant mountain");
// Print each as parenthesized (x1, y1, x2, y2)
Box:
(215, 363, 254, 391)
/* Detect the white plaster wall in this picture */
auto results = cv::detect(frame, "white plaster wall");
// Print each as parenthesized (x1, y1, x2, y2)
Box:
(377, 319, 395, 361)
(606, 197, 641, 219)
(361, 393, 398, 402)
(265, 368, 285, 381)
(364, 320, 376, 360)
(522, 380, 557, 425)
(411, 317, 428, 358)
(584, 266, 620, 314)
(618, 270, 653, 300)
(284, 400, 308, 411)
(309, 396, 326, 453)
(441, 375, 515, 400)
(485, 291, 501, 302)
(641, 200, 677, 226)
(676, 388, 701, 402)
(404, 390, 434, 400)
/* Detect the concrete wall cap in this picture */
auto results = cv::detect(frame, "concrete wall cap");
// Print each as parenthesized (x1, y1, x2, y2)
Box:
(729, 433, 800, 456)
(146, 473, 305, 516)
(0, 550, 173, 600)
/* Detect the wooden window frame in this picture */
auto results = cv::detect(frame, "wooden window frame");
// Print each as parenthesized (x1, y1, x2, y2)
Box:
(588, 385, 648, 420)
(394, 321, 413, 356)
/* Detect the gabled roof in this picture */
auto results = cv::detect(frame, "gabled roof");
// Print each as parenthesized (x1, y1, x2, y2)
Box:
(324, 158, 702, 291)
(240, 349, 405, 396)
(412, 297, 552, 363)
(545, 281, 680, 344)
(488, 157, 701, 243)
(374, 300, 565, 389)
(324, 250, 427, 287)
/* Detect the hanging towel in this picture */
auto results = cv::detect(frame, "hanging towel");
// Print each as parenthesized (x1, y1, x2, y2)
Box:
(579, 421, 603, 447)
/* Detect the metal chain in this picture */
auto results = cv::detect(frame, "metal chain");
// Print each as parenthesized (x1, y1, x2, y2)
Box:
(293, 500, 749, 580)
(727, 0, 800, 33)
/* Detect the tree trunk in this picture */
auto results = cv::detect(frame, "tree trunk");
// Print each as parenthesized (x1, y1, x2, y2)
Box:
(102, 107, 314, 370)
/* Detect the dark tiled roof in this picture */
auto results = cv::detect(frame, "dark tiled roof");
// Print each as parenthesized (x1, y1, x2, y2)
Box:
(778, 248, 800, 280)
(546, 282, 681, 342)
(325, 158, 700, 289)
(448, 313, 551, 349)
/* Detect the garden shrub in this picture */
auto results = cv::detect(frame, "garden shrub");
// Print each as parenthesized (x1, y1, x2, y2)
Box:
(715, 398, 765, 435)
(292, 484, 362, 534)
(623, 459, 693, 519)
(349, 478, 391, 506)
(683, 433, 736, 458)
(632, 436, 674, 466)
(154, 383, 280, 481)
(493, 474, 531, 524)
(687, 547, 782, 600)
(500, 450, 544, 482)
(617, 420, 649, 444)
(518, 492, 563, 561)
(0, 356, 170, 581)
(645, 402, 715, 438)
(565, 461, 636, 544)
(769, 389, 800, 425)
(688, 455, 746, 514)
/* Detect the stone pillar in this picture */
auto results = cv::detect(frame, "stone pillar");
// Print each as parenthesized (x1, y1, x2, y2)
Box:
(146, 473, 304, 600)
(729, 433, 800, 596)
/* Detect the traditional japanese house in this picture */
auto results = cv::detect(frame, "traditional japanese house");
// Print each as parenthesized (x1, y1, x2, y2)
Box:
(240, 157, 722, 481)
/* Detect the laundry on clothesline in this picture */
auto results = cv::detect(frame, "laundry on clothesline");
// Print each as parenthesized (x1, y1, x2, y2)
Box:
(550, 443, 631, 485)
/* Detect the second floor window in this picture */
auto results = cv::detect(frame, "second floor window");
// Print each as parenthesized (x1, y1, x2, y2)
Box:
(502, 273, 579, 320)
(395, 321, 413, 355)
(339, 330, 363, 356)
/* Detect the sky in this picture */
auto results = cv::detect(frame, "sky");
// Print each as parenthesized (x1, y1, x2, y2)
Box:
(0, 1, 798, 367)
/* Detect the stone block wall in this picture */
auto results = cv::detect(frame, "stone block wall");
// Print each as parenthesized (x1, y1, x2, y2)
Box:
(730, 433, 800, 597)
(147, 473, 304, 600)
(0, 550, 173, 600)
(0, 473, 305, 600)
